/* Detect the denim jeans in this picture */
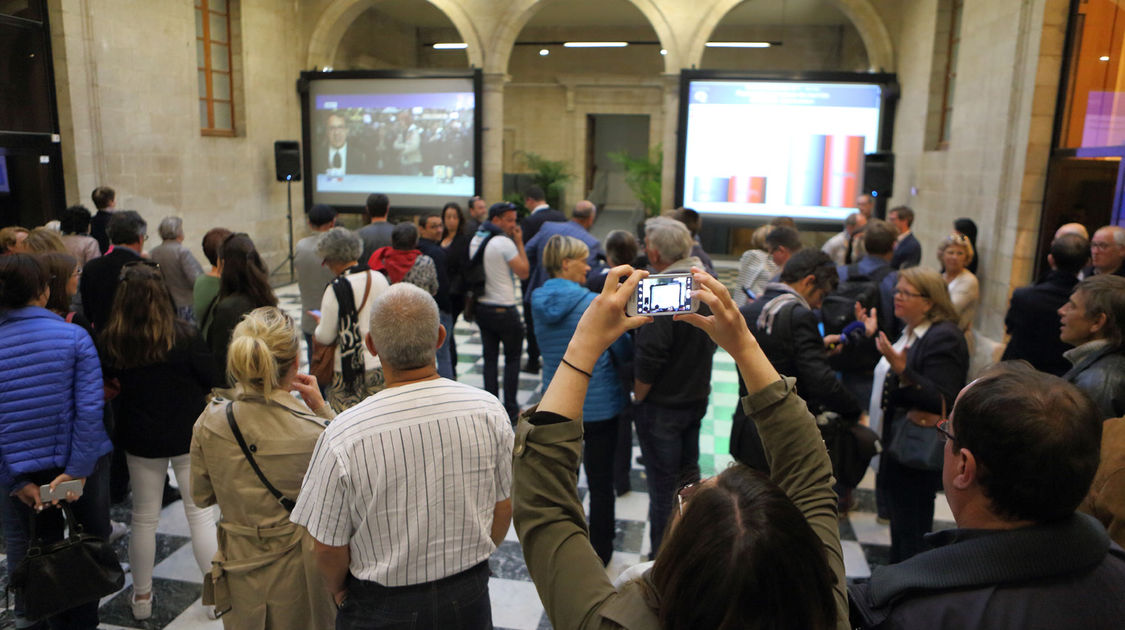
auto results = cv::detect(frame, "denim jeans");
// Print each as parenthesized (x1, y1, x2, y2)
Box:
(1, 453, 112, 629)
(633, 400, 707, 555)
(336, 562, 491, 630)
(583, 416, 619, 565)
(436, 310, 454, 380)
(474, 304, 523, 420)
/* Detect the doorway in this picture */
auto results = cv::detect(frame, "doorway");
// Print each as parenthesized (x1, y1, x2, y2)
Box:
(585, 114, 649, 235)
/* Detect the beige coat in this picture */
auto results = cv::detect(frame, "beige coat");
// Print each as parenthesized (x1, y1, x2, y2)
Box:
(190, 387, 336, 630)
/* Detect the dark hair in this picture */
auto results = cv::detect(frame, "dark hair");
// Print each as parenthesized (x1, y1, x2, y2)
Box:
(60, 205, 93, 235)
(39, 252, 78, 314)
(201, 227, 232, 267)
(671, 207, 702, 236)
(1051, 233, 1090, 274)
(441, 202, 465, 239)
(100, 264, 181, 369)
(952, 362, 1102, 523)
(391, 222, 419, 250)
(467, 195, 483, 209)
(489, 201, 518, 221)
(651, 465, 837, 630)
(219, 233, 278, 308)
(954, 217, 978, 242)
(765, 226, 802, 253)
(307, 204, 337, 227)
(0, 254, 49, 309)
(1074, 274, 1125, 346)
(366, 193, 390, 219)
(604, 230, 638, 266)
(863, 218, 898, 255)
(780, 249, 839, 294)
(91, 186, 115, 210)
(524, 185, 545, 202)
(106, 210, 147, 245)
(890, 206, 915, 227)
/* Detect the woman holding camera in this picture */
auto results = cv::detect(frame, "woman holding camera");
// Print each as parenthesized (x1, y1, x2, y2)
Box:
(514, 265, 847, 630)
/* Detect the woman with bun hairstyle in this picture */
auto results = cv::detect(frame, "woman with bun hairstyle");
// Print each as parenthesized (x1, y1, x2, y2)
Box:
(100, 263, 221, 620)
(190, 307, 335, 629)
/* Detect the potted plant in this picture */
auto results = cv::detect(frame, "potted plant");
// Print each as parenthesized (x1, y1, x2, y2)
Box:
(513, 151, 574, 211)
(609, 144, 663, 218)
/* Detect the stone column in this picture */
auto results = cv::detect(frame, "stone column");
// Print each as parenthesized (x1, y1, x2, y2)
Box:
(481, 72, 508, 204)
(660, 72, 680, 211)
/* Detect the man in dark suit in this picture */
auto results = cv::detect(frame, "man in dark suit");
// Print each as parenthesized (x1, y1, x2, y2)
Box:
(1001, 233, 1087, 375)
(90, 185, 116, 254)
(517, 185, 565, 373)
(889, 206, 922, 270)
(80, 210, 147, 332)
(1081, 225, 1125, 279)
(320, 112, 371, 175)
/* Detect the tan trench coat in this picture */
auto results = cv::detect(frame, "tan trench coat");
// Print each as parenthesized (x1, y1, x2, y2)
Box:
(190, 387, 336, 630)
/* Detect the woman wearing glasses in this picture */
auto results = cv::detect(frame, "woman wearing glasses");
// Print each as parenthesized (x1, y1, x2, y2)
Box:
(514, 266, 847, 630)
(100, 263, 223, 620)
(872, 266, 969, 562)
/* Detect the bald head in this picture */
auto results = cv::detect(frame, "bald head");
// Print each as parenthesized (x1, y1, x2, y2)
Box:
(572, 200, 596, 228)
(1054, 222, 1089, 240)
(856, 194, 874, 218)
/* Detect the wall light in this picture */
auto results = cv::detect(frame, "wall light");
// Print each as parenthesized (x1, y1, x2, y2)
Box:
(540, 49, 550, 56)
(1100, 55, 1111, 61)
(563, 42, 628, 48)
(660, 49, 667, 55)
(706, 42, 772, 48)
(432, 42, 468, 50)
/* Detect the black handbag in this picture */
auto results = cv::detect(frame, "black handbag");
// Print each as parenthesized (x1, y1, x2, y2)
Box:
(819, 414, 882, 487)
(9, 503, 125, 621)
(885, 414, 945, 471)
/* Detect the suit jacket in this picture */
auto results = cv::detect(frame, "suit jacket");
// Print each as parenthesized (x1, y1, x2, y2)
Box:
(1001, 269, 1079, 375)
(90, 211, 112, 254)
(884, 320, 968, 423)
(79, 246, 142, 332)
(523, 220, 605, 304)
(520, 206, 566, 246)
(891, 232, 922, 270)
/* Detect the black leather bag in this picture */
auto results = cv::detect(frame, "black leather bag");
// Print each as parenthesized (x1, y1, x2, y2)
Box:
(819, 414, 882, 487)
(10, 503, 125, 621)
(886, 414, 945, 471)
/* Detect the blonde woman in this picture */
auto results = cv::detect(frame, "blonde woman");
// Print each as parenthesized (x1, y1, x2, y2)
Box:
(190, 307, 335, 629)
(937, 232, 979, 331)
(872, 267, 969, 562)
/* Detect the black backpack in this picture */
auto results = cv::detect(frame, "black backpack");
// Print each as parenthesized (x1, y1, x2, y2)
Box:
(461, 232, 495, 323)
(822, 263, 893, 371)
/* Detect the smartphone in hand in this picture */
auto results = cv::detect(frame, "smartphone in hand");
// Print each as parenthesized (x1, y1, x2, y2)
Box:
(39, 480, 83, 503)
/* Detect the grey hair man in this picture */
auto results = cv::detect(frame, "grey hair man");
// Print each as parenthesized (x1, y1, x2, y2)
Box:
(523, 199, 605, 311)
(149, 216, 204, 319)
(632, 216, 717, 554)
(1083, 225, 1125, 279)
(293, 283, 514, 627)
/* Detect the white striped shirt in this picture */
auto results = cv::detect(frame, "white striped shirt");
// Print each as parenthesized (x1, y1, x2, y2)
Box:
(291, 378, 514, 586)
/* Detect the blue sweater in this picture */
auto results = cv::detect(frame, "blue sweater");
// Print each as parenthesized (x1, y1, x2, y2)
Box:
(531, 278, 629, 422)
(0, 307, 112, 490)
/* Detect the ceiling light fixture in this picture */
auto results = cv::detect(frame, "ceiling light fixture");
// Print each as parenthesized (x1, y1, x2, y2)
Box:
(563, 42, 628, 48)
(432, 42, 468, 50)
(706, 42, 773, 48)
(540, 49, 550, 56)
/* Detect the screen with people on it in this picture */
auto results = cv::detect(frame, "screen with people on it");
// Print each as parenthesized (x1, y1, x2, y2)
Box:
(304, 73, 478, 210)
(637, 275, 693, 314)
(679, 79, 885, 223)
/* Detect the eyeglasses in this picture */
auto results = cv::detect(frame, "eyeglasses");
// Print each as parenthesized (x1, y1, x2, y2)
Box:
(894, 288, 924, 299)
(1091, 241, 1117, 251)
(934, 398, 954, 443)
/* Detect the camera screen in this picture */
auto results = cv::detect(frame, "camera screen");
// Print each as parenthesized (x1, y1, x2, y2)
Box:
(636, 275, 693, 314)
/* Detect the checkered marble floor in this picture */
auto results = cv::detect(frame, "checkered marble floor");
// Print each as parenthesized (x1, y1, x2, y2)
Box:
(0, 271, 956, 629)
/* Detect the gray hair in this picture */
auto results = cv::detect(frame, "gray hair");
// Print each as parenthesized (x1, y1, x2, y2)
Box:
(573, 200, 595, 219)
(158, 216, 184, 240)
(644, 216, 693, 263)
(368, 283, 439, 370)
(316, 227, 362, 264)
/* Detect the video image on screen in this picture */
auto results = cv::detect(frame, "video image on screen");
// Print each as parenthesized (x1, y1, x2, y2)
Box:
(637, 276, 692, 314)
(681, 80, 883, 222)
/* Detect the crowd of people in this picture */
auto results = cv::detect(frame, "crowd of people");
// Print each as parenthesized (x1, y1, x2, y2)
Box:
(0, 182, 1124, 630)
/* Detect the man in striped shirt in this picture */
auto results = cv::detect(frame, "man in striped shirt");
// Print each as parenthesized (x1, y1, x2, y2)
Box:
(292, 283, 514, 629)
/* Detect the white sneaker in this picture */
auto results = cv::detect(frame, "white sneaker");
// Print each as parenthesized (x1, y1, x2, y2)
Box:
(132, 592, 154, 620)
(109, 520, 128, 543)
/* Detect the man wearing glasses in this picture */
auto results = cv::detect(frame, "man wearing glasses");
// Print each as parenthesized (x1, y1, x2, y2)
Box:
(849, 362, 1125, 628)
(1082, 225, 1125, 279)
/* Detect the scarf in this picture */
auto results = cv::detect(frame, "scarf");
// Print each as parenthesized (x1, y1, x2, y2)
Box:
(368, 246, 419, 284)
(755, 282, 811, 335)
(330, 267, 370, 398)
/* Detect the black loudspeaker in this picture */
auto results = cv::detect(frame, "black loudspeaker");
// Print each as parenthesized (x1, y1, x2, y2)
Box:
(863, 152, 894, 197)
(274, 140, 301, 182)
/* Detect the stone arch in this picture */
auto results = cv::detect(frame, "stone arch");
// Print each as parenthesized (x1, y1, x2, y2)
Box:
(306, 0, 485, 70)
(484, 0, 682, 74)
(685, 0, 894, 72)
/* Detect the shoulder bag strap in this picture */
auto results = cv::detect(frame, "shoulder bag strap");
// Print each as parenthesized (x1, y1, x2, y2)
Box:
(359, 269, 373, 310)
(225, 402, 296, 512)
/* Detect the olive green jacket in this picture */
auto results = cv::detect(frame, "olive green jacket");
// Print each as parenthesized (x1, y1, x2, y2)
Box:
(512, 377, 848, 630)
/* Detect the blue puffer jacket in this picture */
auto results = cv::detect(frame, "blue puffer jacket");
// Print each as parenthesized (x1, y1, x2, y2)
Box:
(531, 278, 630, 422)
(0, 307, 111, 491)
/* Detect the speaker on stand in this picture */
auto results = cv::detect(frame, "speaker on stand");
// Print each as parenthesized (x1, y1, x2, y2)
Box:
(273, 140, 301, 282)
(863, 152, 894, 219)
